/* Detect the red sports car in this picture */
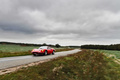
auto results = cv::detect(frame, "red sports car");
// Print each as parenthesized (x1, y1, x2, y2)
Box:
(31, 46, 55, 56)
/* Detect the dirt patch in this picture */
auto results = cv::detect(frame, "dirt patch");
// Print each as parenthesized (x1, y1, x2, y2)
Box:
(52, 64, 64, 72)
(103, 53, 120, 65)
(114, 59, 120, 65)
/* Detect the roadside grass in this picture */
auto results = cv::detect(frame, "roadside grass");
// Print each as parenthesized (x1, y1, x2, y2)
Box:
(0, 50, 120, 80)
(0, 48, 73, 58)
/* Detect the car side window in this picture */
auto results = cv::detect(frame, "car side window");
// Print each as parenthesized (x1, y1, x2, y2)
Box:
(47, 47, 51, 49)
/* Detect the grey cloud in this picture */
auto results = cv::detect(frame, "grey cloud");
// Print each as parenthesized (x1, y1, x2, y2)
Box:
(0, 0, 120, 45)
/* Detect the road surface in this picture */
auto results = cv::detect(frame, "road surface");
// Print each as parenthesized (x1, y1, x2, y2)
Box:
(0, 49, 80, 70)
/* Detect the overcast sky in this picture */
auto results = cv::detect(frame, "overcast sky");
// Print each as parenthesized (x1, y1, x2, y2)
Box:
(0, 0, 120, 46)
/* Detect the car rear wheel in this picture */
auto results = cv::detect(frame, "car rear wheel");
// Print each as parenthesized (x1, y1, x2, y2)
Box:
(52, 51, 55, 55)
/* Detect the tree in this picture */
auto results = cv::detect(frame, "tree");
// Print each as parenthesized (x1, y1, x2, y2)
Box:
(55, 44, 61, 48)
(43, 43, 47, 46)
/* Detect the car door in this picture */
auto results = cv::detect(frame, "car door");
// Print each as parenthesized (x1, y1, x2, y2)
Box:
(47, 47, 52, 54)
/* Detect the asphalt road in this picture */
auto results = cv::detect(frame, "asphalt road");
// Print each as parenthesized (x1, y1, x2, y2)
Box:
(0, 49, 80, 70)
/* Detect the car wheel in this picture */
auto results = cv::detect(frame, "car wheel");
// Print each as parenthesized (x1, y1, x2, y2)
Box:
(52, 51, 55, 55)
(33, 53, 37, 56)
(44, 51, 47, 55)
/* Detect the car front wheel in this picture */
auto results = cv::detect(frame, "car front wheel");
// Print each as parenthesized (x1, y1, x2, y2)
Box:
(52, 51, 55, 55)
(33, 53, 38, 56)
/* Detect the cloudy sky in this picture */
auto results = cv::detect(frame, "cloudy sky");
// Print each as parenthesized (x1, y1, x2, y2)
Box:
(0, 0, 120, 46)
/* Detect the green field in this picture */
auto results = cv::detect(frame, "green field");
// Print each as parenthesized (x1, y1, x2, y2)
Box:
(0, 50, 120, 80)
(0, 44, 73, 58)
(0, 44, 38, 52)
(96, 50, 120, 59)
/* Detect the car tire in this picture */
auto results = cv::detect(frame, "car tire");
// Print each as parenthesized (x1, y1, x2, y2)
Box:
(33, 53, 37, 56)
(44, 51, 47, 55)
(52, 51, 55, 55)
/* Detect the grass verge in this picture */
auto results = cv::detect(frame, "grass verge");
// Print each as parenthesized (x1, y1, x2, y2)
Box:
(0, 48, 73, 58)
(0, 50, 120, 80)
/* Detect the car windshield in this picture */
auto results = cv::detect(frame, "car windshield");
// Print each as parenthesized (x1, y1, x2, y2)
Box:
(39, 46, 47, 49)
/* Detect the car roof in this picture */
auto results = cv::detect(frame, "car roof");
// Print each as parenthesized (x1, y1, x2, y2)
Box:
(39, 46, 49, 49)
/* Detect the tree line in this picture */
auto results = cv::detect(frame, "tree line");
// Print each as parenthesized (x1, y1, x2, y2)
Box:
(81, 44, 120, 50)
(0, 41, 81, 48)
(0, 42, 61, 48)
